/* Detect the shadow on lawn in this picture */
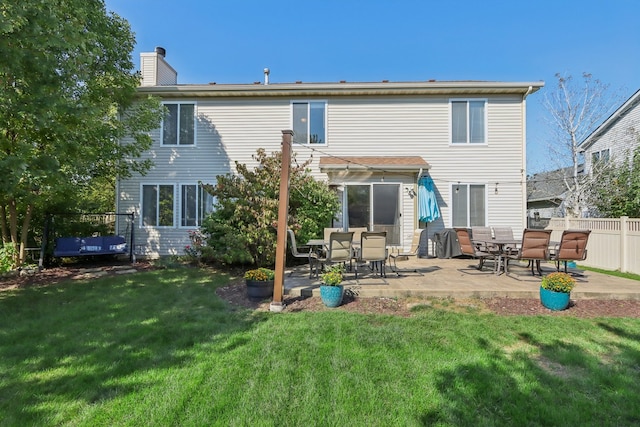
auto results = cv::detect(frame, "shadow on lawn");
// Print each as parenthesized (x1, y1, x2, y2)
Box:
(0, 267, 262, 424)
(421, 332, 640, 425)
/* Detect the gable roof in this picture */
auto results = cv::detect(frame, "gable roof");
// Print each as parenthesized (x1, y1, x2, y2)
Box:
(580, 88, 640, 150)
(527, 167, 574, 203)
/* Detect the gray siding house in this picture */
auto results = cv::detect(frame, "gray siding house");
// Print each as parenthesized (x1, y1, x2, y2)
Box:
(581, 88, 640, 173)
(117, 48, 544, 257)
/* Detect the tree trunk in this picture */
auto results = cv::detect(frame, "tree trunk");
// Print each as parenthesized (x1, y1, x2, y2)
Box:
(0, 204, 8, 244)
(8, 198, 18, 245)
(18, 204, 33, 266)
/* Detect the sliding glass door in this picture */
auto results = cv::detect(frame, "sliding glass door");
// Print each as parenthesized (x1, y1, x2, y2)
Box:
(344, 183, 401, 245)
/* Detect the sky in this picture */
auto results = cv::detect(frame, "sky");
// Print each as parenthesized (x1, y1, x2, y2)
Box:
(105, 0, 640, 174)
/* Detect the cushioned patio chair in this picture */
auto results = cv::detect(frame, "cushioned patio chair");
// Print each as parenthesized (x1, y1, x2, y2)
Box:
(551, 229, 591, 273)
(455, 227, 496, 271)
(507, 228, 552, 276)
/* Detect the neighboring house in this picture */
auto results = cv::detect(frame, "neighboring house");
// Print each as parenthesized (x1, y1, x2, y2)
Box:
(580, 88, 640, 173)
(116, 48, 543, 257)
(526, 165, 584, 226)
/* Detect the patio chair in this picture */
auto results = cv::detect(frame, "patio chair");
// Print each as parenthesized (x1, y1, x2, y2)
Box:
(506, 228, 552, 276)
(550, 229, 591, 273)
(314, 231, 355, 278)
(355, 231, 387, 279)
(348, 227, 368, 244)
(493, 227, 517, 254)
(389, 228, 425, 275)
(455, 227, 496, 271)
(323, 227, 343, 243)
(287, 229, 318, 278)
(471, 226, 496, 253)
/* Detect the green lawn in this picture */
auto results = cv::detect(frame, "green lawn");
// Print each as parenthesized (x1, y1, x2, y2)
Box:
(1, 266, 639, 426)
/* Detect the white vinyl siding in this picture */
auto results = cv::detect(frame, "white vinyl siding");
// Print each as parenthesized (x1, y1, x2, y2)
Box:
(119, 94, 528, 255)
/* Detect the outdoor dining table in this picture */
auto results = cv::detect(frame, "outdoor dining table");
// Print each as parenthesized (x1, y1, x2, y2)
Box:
(474, 238, 520, 275)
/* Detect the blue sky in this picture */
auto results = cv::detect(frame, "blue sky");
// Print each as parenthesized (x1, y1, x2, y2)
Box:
(105, 0, 640, 174)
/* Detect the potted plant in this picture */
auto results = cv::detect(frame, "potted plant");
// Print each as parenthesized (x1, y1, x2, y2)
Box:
(244, 267, 275, 300)
(540, 272, 577, 311)
(319, 264, 345, 307)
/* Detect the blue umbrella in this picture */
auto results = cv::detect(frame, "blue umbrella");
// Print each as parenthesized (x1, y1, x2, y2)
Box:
(418, 175, 440, 223)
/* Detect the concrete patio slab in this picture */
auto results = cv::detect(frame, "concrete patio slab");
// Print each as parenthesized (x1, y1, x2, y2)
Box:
(284, 257, 640, 300)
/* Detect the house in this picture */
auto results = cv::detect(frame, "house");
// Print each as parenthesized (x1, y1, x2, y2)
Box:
(580, 88, 640, 174)
(116, 47, 544, 257)
(526, 165, 584, 226)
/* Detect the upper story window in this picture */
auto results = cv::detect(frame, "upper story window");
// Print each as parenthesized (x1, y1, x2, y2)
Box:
(592, 148, 610, 165)
(451, 100, 486, 144)
(292, 101, 326, 145)
(162, 103, 195, 146)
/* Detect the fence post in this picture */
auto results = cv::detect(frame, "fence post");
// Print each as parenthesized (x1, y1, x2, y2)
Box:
(620, 216, 628, 273)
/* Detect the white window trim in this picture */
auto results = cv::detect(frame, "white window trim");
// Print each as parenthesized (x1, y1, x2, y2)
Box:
(290, 100, 328, 145)
(449, 98, 488, 146)
(449, 182, 488, 228)
(160, 101, 197, 147)
(140, 183, 176, 228)
(178, 183, 216, 228)
(179, 183, 199, 229)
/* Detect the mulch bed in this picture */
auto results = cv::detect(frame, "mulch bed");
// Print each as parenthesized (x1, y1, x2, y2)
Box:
(3, 263, 639, 318)
(216, 279, 640, 318)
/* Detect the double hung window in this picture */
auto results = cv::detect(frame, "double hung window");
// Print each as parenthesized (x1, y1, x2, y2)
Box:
(451, 100, 486, 144)
(592, 148, 610, 164)
(180, 184, 216, 227)
(162, 103, 195, 145)
(142, 184, 174, 227)
(452, 184, 486, 227)
(292, 101, 326, 145)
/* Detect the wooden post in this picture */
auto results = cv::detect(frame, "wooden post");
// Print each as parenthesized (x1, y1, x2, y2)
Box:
(270, 130, 292, 312)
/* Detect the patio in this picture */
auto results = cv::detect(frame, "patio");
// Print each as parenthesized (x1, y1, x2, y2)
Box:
(285, 256, 640, 301)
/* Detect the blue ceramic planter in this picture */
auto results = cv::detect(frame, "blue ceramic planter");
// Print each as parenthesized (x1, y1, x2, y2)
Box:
(320, 285, 344, 307)
(540, 286, 570, 311)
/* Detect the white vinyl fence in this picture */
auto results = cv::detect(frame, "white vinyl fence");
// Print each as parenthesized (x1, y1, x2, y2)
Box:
(546, 217, 640, 275)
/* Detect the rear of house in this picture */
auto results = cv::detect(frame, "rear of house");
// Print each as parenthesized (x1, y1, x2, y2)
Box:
(116, 48, 543, 258)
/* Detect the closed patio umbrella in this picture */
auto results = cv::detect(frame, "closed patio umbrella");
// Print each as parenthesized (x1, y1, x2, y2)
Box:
(418, 175, 440, 223)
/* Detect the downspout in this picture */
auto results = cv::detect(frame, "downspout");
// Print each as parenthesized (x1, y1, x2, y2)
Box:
(521, 86, 533, 229)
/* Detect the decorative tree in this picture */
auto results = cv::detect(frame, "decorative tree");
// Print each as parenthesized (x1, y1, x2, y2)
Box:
(588, 145, 640, 218)
(201, 149, 340, 267)
(0, 0, 163, 265)
(541, 73, 622, 217)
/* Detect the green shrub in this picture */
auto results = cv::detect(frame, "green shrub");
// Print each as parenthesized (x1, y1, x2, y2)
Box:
(0, 243, 18, 273)
(200, 149, 339, 267)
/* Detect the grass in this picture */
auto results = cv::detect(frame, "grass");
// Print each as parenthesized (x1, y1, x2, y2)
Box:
(579, 265, 640, 281)
(1, 266, 640, 426)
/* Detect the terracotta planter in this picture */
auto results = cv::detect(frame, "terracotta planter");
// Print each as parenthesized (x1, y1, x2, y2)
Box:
(246, 279, 274, 300)
(540, 286, 570, 311)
